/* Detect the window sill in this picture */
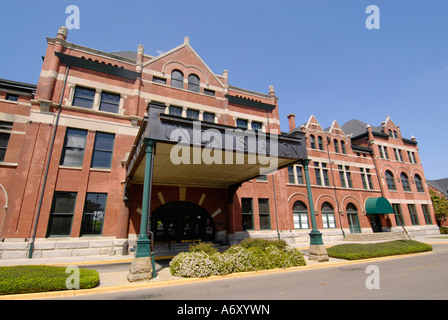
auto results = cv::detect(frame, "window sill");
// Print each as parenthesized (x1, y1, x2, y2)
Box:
(0, 162, 18, 167)
(59, 165, 82, 170)
(90, 167, 112, 172)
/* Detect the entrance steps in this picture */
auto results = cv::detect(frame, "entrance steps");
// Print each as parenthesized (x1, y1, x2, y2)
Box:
(343, 231, 408, 242)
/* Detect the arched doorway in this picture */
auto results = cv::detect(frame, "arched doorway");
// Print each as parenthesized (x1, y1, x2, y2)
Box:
(346, 203, 361, 234)
(150, 201, 215, 243)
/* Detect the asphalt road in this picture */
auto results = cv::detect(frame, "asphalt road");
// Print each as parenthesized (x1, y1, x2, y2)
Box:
(59, 243, 448, 301)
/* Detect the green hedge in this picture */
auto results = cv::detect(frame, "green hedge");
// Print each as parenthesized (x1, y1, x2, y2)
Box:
(170, 239, 306, 278)
(0, 265, 99, 295)
(326, 240, 433, 260)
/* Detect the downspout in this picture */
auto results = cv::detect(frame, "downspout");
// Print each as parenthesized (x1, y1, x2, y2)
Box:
(27, 64, 70, 258)
(326, 137, 345, 238)
(266, 110, 280, 240)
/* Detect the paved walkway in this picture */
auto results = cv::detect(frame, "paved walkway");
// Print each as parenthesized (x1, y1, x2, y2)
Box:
(1, 235, 447, 299)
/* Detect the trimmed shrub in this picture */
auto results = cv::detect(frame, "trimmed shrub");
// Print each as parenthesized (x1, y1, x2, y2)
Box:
(188, 242, 219, 255)
(327, 240, 433, 260)
(169, 239, 306, 278)
(0, 265, 99, 295)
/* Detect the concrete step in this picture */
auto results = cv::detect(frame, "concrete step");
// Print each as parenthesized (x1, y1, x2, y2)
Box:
(343, 232, 407, 242)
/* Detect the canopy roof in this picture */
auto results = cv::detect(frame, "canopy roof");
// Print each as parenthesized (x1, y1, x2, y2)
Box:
(365, 197, 393, 214)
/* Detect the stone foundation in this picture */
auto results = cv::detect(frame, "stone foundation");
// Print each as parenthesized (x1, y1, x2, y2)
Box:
(0, 238, 129, 260)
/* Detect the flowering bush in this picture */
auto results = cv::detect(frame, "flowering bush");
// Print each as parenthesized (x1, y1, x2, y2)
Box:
(169, 240, 306, 278)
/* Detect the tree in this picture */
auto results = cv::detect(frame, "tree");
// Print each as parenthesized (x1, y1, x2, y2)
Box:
(429, 190, 448, 226)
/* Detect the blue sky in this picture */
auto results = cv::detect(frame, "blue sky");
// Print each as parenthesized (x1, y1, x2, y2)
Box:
(1, 0, 447, 180)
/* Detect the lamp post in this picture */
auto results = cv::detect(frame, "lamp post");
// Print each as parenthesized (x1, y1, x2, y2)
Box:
(128, 138, 157, 281)
(301, 159, 329, 261)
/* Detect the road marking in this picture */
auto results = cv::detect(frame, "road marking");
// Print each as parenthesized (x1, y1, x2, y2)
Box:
(406, 262, 443, 271)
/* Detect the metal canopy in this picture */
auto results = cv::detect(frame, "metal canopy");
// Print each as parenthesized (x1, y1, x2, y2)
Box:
(125, 102, 306, 189)
(365, 197, 394, 215)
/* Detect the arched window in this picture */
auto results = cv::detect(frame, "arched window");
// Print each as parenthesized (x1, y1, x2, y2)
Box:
(393, 130, 398, 139)
(341, 140, 346, 154)
(385, 170, 396, 191)
(414, 174, 424, 192)
(293, 201, 309, 229)
(188, 74, 200, 92)
(334, 139, 340, 153)
(171, 70, 184, 89)
(318, 136, 324, 150)
(309, 135, 316, 149)
(321, 202, 336, 228)
(400, 173, 411, 192)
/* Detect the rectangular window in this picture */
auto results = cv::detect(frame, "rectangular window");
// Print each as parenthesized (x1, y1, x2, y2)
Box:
(314, 162, 322, 186)
(91, 132, 115, 169)
(360, 168, 367, 189)
(73, 86, 95, 109)
(408, 204, 419, 225)
(393, 204, 404, 226)
(241, 198, 253, 230)
(203, 112, 215, 123)
(251, 121, 262, 131)
(366, 169, 373, 189)
(0, 121, 13, 162)
(204, 89, 215, 96)
(5, 93, 18, 101)
(186, 109, 199, 120)
(296, 166, 304, 184)
(60, 128, 87, 167)
(47, 192, 77, 236)
(338, 165, 346, 188)
(99, 91, 120, 113)
(422, 204, 432, 224)
(339, 165, 353, 188)
(153, 76, 166, 85)
(169, 106, 182, 117)
(288, 166, 295, 184)
(322, 163, 330, 186)
(407, 151, 416, 164)
(81, 193, 107, 235)
(346, 166, 353, 188)
(236, 119, 248, 130)
(258, 198, 270, 230)
(257, 175, 268, 182)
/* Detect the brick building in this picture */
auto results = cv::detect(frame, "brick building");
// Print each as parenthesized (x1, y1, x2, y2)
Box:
(0, 27, 439, 259)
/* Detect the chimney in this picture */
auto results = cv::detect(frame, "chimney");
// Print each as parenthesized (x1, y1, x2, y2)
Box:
(287, 114, 296, 132)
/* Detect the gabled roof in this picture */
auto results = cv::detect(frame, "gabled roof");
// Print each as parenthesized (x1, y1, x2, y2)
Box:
(142, 37, 225, 89)
(341, 119, 381, 137)
(427, 178, 448, 197)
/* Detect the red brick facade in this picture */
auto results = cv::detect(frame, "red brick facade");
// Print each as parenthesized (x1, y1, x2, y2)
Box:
(0, 27, 439, 259)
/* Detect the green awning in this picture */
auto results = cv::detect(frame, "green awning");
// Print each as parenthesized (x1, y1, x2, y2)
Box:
(365, 197, 393, 214)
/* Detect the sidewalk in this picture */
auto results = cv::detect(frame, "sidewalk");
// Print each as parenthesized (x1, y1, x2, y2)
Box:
(1, 235, 447, 299)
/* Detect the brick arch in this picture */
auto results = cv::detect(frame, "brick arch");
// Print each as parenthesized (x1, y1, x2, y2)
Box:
(315, 194, 338, 214)
(340, 195, 363, 214)
(162, 60, 209, 85)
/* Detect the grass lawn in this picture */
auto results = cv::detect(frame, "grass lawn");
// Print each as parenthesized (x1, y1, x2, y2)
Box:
(0, 265, 99, 295)
(326, 240, 433, 260)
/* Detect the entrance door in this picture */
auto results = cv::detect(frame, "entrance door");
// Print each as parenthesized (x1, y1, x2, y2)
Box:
(346, 203, 361, 233)
(150, 201, 215, 243)
(369, 215, 382, 233)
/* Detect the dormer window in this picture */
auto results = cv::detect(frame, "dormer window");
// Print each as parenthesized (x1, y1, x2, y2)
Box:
(171, 70, 184, 89)
(188, 74, 200, 92)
